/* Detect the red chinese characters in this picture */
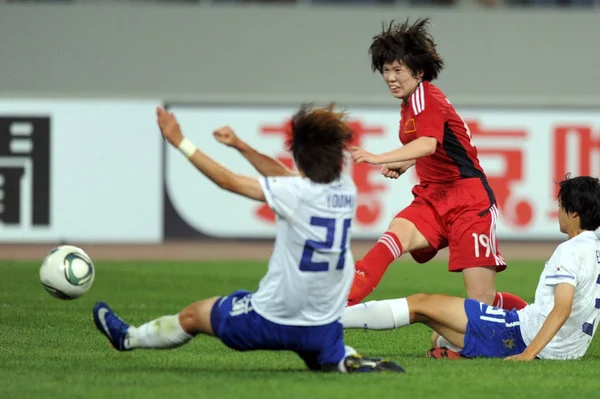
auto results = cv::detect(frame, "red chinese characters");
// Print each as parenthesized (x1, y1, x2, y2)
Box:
(467, 121, 534, 228)
(551, 125, 600, 218)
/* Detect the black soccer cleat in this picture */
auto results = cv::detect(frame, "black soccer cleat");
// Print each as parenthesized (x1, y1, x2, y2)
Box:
(344, 354, 405, 373)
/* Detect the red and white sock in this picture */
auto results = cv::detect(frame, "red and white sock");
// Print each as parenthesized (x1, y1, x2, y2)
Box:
(493, 292, 528, 311)
(347, 232, 403, 306)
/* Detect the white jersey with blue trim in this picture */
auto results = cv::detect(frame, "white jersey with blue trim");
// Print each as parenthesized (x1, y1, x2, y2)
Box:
(517, 231, 600, 359)
(251, 173, 357, 326)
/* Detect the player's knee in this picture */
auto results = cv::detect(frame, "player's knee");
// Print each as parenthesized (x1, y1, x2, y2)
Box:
(179, 297, 219, 335)
(405, 293, 435, 324)
(411, 292, 430, 300)
(406, 293, 431, 312)
(387, 218, 429, 253)
(178, 304, 203, 335)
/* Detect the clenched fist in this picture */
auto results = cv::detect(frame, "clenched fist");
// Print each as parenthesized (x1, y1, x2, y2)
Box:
(213, 126, 241, 149)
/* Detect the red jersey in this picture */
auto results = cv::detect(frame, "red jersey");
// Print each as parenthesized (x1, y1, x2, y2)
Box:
(399, 81, 487, 184)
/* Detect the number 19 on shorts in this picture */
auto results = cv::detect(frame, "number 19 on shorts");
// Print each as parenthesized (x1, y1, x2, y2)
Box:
(472, 233, 492, 258)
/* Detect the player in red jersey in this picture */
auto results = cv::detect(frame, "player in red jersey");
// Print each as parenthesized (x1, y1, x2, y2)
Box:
(347, 18, 527, 325)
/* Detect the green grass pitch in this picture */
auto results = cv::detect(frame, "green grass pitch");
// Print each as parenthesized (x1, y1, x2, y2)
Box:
(1, 259, 599, 399)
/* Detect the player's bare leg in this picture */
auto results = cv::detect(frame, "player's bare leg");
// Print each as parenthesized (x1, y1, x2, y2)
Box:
(342, 293, 469, 359)
(430, 266, 493, 349)
(408, 294, 468, 349)
(177, 297, 220, 335)
(427, 266, 496, 349)
(342, 294, 469, 356)
(425, 322, 468, 359)
(342, 293, 468, 347)
(92, 297, 219, 351)
(388, 218, 431, 254)
(348, 218, 430, 305)
(463, 266, 497, 305)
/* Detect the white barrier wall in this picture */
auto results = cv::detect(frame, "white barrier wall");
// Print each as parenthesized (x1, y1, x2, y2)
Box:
(165, 103, 600, 241)
(0, 99, 163, 243)
(1, 99, 598, 242)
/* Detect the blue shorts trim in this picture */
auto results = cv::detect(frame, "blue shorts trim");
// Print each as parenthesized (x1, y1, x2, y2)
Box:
(210, 289, 346, 368)
(462, 299, 527, 358)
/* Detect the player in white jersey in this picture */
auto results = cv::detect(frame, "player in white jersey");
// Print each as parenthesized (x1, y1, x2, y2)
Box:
(341, 174, 600, 360)
(92, 104, 403, 373)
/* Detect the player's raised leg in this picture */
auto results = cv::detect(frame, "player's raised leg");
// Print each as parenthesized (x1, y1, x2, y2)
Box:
(348, 197, 445, 305)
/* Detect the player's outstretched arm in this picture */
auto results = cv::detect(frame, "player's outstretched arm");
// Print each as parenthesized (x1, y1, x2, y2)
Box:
(386, 160, 416, 170)
(156, 107, 266, 202)
(505, 283, 574, 361)
(213, 126, 296, 177)
(350, 137, 437, 165)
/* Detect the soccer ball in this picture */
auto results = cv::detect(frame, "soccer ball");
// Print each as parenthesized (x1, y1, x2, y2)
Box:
(39, 245, 95, 300)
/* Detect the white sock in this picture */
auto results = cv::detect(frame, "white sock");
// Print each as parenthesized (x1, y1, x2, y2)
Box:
(436, 335, 463, 352)
(340, 298, 410, 330)
(125, 314, 193, 349)
(338, 345, 358, 373)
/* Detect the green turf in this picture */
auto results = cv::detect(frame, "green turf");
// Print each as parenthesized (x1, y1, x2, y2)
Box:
(1, 259, 599, 399)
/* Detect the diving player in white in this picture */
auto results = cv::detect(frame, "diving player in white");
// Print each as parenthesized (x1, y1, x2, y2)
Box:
(92, 104, 403, 373)
(341, 174, 600, 360)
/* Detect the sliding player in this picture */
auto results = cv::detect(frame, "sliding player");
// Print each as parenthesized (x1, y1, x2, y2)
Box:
(342, 175, 600, 360)
(92, 104, 403, 373)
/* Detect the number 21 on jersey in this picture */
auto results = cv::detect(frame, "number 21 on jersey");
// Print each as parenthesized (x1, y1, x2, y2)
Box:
(299, 217, 352, 272)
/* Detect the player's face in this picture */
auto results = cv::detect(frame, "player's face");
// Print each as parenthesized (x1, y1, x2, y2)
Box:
(557, 201, 579, 235)
(382, 61, 422, 100)
(557, 205, 568, 234)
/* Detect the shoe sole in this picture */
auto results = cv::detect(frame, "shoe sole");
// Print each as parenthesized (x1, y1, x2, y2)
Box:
(345, 355, 405, 373)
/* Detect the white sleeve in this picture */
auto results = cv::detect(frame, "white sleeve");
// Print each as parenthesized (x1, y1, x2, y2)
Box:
(545, 247, 578, 287)
(258, 176, 301, 220)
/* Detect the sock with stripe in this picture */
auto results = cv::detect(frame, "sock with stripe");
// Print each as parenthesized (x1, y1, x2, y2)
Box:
(493, 292, 528, 311)
(347, 232, 403, 306)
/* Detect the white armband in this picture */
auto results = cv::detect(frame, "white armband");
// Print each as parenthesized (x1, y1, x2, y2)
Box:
(178, 138, 197, 158)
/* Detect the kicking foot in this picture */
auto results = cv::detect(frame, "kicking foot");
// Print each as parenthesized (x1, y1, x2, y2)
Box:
(92, 301, 131, 351)
(344, 354, 405, 373)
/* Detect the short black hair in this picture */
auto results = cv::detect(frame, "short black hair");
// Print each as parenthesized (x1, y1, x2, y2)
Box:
(287, 103, 354, 184)
(557, 174, 600, 231)
(369, 17, 444, 81)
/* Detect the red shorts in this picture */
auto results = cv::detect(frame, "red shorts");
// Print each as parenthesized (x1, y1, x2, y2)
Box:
(397, 178, 506, 273)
